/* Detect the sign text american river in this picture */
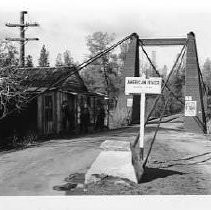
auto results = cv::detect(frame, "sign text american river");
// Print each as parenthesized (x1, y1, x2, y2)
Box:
(125, 77, 162, 94)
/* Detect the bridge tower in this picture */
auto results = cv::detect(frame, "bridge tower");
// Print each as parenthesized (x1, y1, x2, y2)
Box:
(122, 33, 140, 124)
(110, 32, 207, 134)
(108, 33, 140, 128)
(184, 32, 207, 133)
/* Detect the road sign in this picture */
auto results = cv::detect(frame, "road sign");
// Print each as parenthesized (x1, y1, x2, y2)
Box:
(185, 100, 197, 116)
(125, 77, 162, 95)
(125, 75, 162, 160)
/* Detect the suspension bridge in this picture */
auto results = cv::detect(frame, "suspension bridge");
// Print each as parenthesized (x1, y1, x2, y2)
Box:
(26, 31, 208, 136)
(74, 31, 209, 183)
(25, 31, 209, 183)
(1, 30, 209, 186)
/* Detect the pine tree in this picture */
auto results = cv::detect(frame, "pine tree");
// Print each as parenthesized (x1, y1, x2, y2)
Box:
(63, 50, 73, 66)
(25, 55, 33, 67)
(38, 45, 50, 67)
(55, 53, 63, 67)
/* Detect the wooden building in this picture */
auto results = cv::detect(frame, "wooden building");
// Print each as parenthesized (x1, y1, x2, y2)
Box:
(21, 66, 106, 135)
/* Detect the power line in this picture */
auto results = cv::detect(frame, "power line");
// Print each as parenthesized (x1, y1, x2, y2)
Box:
(5, 11, 39, 67)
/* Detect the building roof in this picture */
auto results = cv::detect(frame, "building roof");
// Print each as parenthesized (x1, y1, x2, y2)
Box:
(19, 66, 88, 93)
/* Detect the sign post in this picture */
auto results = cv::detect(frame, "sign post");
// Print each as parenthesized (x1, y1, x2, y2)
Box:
(140, 92, 145, 159)
(125, 75, 162, 160)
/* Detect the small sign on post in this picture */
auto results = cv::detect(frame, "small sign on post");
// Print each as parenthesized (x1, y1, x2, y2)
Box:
(125, 75, 162, 160)
(185, 100, 197, 116)
(126, 98, 133, 107)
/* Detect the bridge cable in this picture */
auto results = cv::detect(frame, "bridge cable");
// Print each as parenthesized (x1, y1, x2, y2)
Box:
(1, 33, 135, 119)
(141, 44, 187, 126)
(29, 34, 134, 99)
(131, 44, 186, 157)
(139, 39, 186, 105)
(143, 94, 171, 168)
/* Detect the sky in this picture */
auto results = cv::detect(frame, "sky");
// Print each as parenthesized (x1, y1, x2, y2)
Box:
(1, 0, 211, 69)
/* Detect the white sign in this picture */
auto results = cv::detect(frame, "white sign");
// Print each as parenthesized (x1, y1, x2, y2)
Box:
(185, 100, 197, 116)
(127, 98, 133, 107)
(125, 77, 162, 94)
(124, 75, 162, 155)
(185, 96, 192, 101)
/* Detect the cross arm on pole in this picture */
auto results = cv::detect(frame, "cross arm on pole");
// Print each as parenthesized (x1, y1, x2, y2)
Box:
(5, 38, 39, 41)
(6, 23, 39, 27)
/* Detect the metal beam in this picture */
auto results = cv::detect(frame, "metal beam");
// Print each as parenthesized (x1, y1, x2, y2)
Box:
(139, 38, 187, 46)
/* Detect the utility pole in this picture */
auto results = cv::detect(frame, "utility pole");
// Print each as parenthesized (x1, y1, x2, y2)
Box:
(5, 11, 39, 67)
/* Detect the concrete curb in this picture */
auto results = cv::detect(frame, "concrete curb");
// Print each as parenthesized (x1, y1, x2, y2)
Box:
(85, 140, 137, 184)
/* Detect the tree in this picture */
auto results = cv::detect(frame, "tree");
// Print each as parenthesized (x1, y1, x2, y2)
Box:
(63, 50, 73, 66)
(55, 50, 74, 67)
(0, 41, 18, 67)
(0, 67, 28, 120)
(81, 32, 120, 127)
(0, 41, 26, 119)
(117, 40, 130, 77)
(0, 42, 28, 120)
(38, 45, 50, 67)
(118, 40, 130, 62)
(55, 53, 63, 67)
(25, 55, 33, 67)
(82, 32, 118, 95)
(202, 58, 211, 89)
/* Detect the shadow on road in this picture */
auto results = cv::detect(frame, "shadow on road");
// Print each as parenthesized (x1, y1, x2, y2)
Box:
(141, 167, 185, 183)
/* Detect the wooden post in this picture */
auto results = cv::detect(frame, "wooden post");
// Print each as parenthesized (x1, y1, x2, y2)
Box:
(140, 92, 145, 160)
(5, 11, 39, 67)
(126, 75, 162, 183)
(19, 11, 26, 67)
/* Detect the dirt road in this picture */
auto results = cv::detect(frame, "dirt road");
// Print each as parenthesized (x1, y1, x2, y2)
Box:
(140, 122, 211, 195)
(0, 135, 104, 195)
(67, 122, 211, 195)
(1, 121, 211, 195)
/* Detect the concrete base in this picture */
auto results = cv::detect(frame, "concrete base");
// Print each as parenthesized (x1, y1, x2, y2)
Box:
(85, 140, 137, 184)
(100, 140, 131, 151)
